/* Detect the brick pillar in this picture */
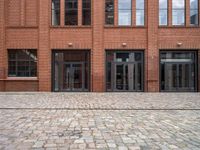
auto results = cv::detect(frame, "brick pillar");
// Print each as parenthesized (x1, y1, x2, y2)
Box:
(147, 0, 159, 92)
(21, 0, 25, 26)
(60, 0, 65, 26)
(168, 0, 172, 26)
(0, 0, 5, 91)
(132, 0, 136, 26)
(114, 0, 118, 26)
(92, 0, 105, 92)
(198, 50, 200, 92)
(78, 0, 82, 26)
(186, 0, 190, 26)
(38, 0, 51, 91)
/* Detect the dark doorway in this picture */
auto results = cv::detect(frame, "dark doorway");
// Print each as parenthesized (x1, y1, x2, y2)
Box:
(160, 51, 198, 92)
(106, 51, 144, 92)
(52, 51, 90, 92)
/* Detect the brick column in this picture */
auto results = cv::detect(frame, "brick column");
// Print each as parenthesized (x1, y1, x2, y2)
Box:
(21, 0, 25, 26)
(186, 0, 190, 26)
(114, 0, 118, 26)
(198, 50, 200, 92)
(38, 0, 51, 91)
(78, 0, 82, 26)
(132, 0, 136, 26)
(0, 0, 5, 91)
(168, 0, 172, 26)
(92, 0, 105, 92)
(60, 0, 65, 26)
(147, 0, 159, 92)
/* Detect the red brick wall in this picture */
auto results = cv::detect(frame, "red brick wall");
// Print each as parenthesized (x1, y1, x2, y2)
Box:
(0, 0, 200, 92)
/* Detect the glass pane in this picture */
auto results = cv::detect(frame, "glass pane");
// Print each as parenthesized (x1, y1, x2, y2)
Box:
(65, 0, 78, 25)
(136, 0, 144, 9)
(172, 10, 185, 25)
(105, 0, 114, 25)
(136, 10, 144, 26)
(63, 64, 71, 90)
(116, 64, 124, 90)
(82, 0, 91, 25)
(190, 0, 198, 9)
(172, 0, 185, 8)
(52, 0, 60, 25)
(72, 64, 83, 89)
(190, 10, 198, 25)
(159, 10, 168, 25)
(159, 0, 168, 9)
(118, 10, 131, 25)
(118, 0, 131, 9)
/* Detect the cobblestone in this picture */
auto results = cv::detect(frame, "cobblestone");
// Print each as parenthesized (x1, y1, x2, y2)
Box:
(0, 93, 200, 149)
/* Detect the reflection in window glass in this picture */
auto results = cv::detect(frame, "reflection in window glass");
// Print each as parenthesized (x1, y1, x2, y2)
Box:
(52, 0, 60, 25)
(172, 0, 185, 25)
(190, 0, 199, 25)
(136, 0, 144, 26)
(159, 0, 168, 25)
(82, 0, 91, 25)
(118, 0, 132, 26)
(65, 0, 78, 25)
(105, 0, 114, 25)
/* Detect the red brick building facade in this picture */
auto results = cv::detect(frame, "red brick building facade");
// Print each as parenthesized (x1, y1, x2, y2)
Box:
(0, 0, 200, 92)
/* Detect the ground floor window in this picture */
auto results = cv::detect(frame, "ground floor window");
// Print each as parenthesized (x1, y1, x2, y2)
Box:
(52, 50, 90, 92)
(106, 51, 144, 92)
(160, 51, 197, 92)
(8, 49, 37, 77)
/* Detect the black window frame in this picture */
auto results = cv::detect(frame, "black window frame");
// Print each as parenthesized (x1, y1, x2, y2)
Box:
(118, 0, 132, 26)
(190, 0, 199, 26)
(8, 49, 37, 77)
(65, 0, 78, 25)
(52, 0, 61, 26)
(105, 0, 115, 25)
(136, 0, 145, 26)
(82, 0, 91, 25)
(159, 0, 168, 26)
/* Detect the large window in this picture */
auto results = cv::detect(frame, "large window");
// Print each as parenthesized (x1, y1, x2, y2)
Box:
(172, 0, 185, 25)
(190, 0, 199, 25)
(65, 0, 78, 25)
(159, 0, 168, 25)
(52, 0, 60, 26)
(118, 0, 132, 26)
(136, 0, 145, 26)
(82, 0, 91, 25)
(8, 50, 37, 77)
(105, 0, 114, 25)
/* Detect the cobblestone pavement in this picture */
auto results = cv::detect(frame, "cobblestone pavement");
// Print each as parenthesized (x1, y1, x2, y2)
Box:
(0, 93, 200, 150)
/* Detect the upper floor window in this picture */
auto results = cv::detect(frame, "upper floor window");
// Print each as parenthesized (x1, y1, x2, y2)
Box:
(8, 50, 37, 77)
(65, 0, 78, 25)
(136, 0, 145, 26)
(190, 0, 199, 25)
(118, 0, 132, 26)
(82, 0, 91, 25)
(159, 0, 168, 25)
(105, 0, 114, 25)
(52, 0, 60, 26)
(172, 0, 185, 25)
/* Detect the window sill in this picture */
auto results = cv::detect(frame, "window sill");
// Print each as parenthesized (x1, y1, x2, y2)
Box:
(1, 77, 38, 81)
(158, 26, 200, 28)
(104, 25, 146, 28)
(50, 25, 92, 28)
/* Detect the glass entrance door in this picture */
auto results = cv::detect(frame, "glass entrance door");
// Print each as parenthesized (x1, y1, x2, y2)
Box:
(63, 63, 85, 91)
(106, 51, 144, 92)
(160, 51, 197, 92)
(53, 51, 90, 92)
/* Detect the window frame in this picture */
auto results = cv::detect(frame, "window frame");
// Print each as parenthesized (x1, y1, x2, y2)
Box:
(159, 0, 168, 26)
(118, 0, 132, 26)
(190, 0, 199, 26)
(105, 0, 115, 25)
(51, 0, 61, 26)
(136, 0, 145, 26)
(8, 49, 37, 77)
(65, 0, 78, 25)
(172, 0, 186, 26)
(82, 0, 91, 25)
